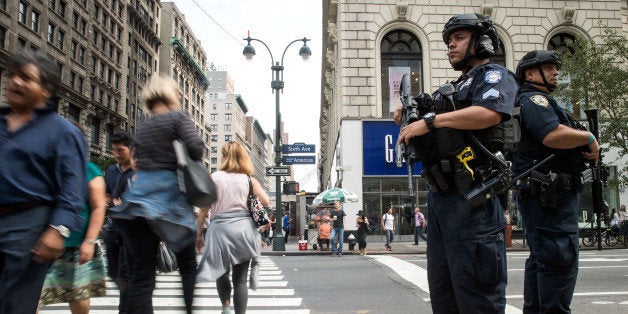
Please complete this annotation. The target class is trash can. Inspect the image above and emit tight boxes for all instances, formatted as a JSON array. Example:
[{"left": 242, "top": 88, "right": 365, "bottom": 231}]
[{"left": 347, "top": 233, "right": 356, "bottom": 251}]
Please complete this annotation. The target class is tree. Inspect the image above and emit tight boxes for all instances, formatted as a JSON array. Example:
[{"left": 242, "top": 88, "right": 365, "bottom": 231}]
[
  {"left": 555, "top": 28, "right": 628, "bottom": 190},
  {"left": 91, "top": 155, "right": 116, "bottom": 172}
]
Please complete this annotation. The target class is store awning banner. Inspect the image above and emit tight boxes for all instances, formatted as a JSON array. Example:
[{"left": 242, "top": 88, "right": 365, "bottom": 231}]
[{"left": 362, "top": 120, "right": 422, "bottom": 176}]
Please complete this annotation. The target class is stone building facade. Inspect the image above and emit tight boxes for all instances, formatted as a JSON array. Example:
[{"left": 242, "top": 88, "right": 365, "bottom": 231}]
[
  {"left": 0, "top": 0, "right": 162, "bottom": 159},
  {"left": 159, "top": 1, "right": 209, "bottom": 167},
  {"left": 319, "top": 0, "right": 628, "bottom": 232},
  {"left": 245, "top": 116, "right": 272, "bottom": 191}
]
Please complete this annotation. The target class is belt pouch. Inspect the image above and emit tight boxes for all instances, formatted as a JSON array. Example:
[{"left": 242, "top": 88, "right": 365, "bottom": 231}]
[
  {"left": 454, "top": 162, "right": 473, "bottom": 195},
  {"left": 429, "top": 164, "right": 451, "bottom": 193}
]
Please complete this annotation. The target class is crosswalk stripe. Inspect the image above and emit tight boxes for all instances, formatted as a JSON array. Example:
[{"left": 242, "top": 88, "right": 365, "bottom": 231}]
[{"left": 40, "top": 257, "right": 309, "bottom": 313}]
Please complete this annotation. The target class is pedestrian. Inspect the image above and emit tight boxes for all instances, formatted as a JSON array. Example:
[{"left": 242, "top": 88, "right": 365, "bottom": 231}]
[
  {"left": 355, "top": 210, "right": 369, "bottom": 255},
  {"left": 103, "top": 131, "right": 135, "bottom": 313},
  {"left": 512, "top": 50, "right": 599, "bottom": 313},
  {"left": 268, "top": 214, "right": 277, "bottom": 244},
  {"left": 610, "top": 208, "right": 619, "bottom": 227},
  {"left": 620, "top": 204, "right": 627, "bottom": 222},
  {"left": 396, "top": 13, "right": 517, "bottom": 312},
  {"left": 197, "top": 141, "right": 270, "bottom": 314},
  {"left": 381, "top": 208, "right": 395, "bottom": 251},
  {"left": 317, "top": 218, "right": 331, "bottom": 251},
  {"left": 282, "top": 212, "right": 291, "bottom": 244},
  {"left": 413, "top": 207, "right": 425, "bottom": 246},
  {"left": 39, "top": 159, "right": 107, "bottom": 312},
  {"left": 330, "top": 200, "right": 347, "bottom": 256},
  {"left": 110, "top": 74, "right": 202, "bottom": 314},
  {"left": 0, "top": 51, "right": 87, "bottom": 313}
]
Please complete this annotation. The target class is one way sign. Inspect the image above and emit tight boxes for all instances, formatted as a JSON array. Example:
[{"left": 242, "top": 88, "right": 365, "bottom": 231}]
[{"left": 266, "top": 166, "right": 291, "bottom": 176}]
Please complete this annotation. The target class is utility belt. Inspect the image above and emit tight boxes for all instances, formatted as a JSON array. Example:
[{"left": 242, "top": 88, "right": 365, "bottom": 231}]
[
  {"left": 421, "top": 157, "right": 493, "bottom": 196},
  {"left": 517, "top": 171, "right": 584, "bottom": 208}
]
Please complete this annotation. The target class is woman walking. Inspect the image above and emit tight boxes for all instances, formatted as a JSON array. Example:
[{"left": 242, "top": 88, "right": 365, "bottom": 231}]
[
  {"left": 111, "top": 75, "right": 202, "bottom": 313},
  {"left": 356, "top": 210, "right": 369, "bottom": 255},
  {"left": 197, "top": 141, "right": 270, "bottom": 314},
  {"left": 38, "top": 161, "right": 107, "bottom": 313}
]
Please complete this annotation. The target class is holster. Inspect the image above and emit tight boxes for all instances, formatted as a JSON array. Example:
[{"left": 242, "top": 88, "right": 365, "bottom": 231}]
[{"left": 530, "top": 172, "right": 584, "bottom": 209}]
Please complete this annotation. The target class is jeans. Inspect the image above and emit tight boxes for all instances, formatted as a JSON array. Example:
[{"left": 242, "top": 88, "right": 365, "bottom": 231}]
[
  {"left": 414, "top": 226, "right": 423, "bottom": 245},
  {"left": 384, "top": 229, "right": 394, "bottom": 248},
  {"left": 330, "top": 228, "right": 344, "bottom": 254},
  {"left": 118, "top": 217, "right": 196, "bottom": 314},
  {"left": 176, "top": 241, "right": 198, "bottom": 314},
  {"left": 217, "top": 260, "right": 250, "bottom": 314},
  {"left": 104, "top": 219, "right": 130, "bottom": 313},
  {"left": 0, "top": 205, "right": 53, "bottom": 314}
]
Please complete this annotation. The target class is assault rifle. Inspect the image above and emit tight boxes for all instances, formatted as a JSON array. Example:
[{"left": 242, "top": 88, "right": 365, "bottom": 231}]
[
  {"left": 584, "top": 109, "right": 609, "bottom": 251},
  {"left": 395, "top": 74, "right": 420, "bottom": 203}
]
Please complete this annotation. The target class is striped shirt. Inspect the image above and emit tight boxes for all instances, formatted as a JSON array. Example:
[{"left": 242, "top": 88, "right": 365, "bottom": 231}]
[{"left": 134, "top": 110, "right": 203, "bottom": 170}]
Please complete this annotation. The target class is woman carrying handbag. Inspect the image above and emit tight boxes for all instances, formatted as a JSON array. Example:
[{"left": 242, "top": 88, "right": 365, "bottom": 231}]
[
  {"left": 110, "top": 75, "right": 202, "bottom": 314},
  {"left": 197, "top": 141, "right": 270, "bottom": 314}
]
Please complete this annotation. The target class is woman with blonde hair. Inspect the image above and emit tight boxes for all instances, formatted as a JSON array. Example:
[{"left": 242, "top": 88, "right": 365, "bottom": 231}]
[
  {"left": 197, "top": 141, "right": 270, "bottom": 314},
  {"left": 111, "top": 74, "right": 203, "bottom": 313}
]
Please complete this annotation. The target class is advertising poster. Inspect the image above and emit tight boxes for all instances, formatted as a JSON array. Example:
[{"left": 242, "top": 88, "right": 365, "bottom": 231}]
[{"left": 388, "top": 66, "right": 411, "bottom": 112}]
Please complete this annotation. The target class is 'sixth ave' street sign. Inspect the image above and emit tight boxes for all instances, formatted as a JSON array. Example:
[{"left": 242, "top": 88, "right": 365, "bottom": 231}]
[{"left": 282, "top": 143, "right": 316, "bottom": 154}]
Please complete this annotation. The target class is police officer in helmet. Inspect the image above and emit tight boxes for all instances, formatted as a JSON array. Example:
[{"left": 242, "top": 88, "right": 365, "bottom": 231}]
[
  {"left": 513, "top": 50, "right": 599, "bottom": 313},
  {"left": 396, "top": 13, "right": 517, "bottom": 313}
]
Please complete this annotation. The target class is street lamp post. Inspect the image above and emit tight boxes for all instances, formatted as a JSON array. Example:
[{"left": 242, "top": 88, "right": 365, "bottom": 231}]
[{"left": 243, "top": 35, "right": 311, "bottom": 251}]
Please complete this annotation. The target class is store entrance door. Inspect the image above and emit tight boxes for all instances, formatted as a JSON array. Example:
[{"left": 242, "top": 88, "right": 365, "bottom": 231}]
[{"left": 381, "top": 194, "right": 414, "bottom": 237}]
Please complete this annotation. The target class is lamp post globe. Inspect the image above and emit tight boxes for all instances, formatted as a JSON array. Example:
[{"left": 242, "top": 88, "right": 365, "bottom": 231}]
[{"left": 243, "top": 35, "right": 311, "bottom": 251}]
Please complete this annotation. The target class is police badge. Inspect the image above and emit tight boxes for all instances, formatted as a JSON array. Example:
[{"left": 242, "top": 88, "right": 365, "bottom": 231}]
[{"left": 530, "top": 95, "right": 549, "bottom": 107}]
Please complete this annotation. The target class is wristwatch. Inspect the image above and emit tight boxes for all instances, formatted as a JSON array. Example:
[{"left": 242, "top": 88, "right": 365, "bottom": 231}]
[
  {"left": 50, "top": 225, "right": 71, "bottom": 238},
  {"left": 423, "top": 112, "right": 436, "bottom": 131}
]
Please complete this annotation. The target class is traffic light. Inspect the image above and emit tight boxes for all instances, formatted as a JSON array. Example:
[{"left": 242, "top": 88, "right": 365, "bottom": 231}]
[{"left": 282, "top": 181, "right": 299, "bottom": 195}]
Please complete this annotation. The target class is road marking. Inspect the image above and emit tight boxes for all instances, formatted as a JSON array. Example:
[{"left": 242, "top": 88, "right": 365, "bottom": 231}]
[
  {"left": 506, "top": 291, "right": 628, "bottom": 299},
  {"left": 371, "top": 255, "right": 521, "bottom": 313},
  {"left": 41, "top": 256, "right": 308, "bottom": 313}
]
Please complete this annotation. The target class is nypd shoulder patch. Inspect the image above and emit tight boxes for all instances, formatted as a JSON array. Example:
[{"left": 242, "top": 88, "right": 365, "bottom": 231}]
[
  {"left": 484, "top": 70, "right": 502, "bottom": 84},
  {"left": 530, "top": 95, "right": 549, "bottom": 107}
]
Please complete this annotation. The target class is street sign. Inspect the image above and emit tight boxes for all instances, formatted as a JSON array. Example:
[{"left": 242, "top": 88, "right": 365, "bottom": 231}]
[
  {"left": 283, "top": 143, "right": 316, "bottom": 154},
  {"left": 283, "top": 155, "right": 316, "bottom": 165},
  {"left": 266, "top": 166, "right": 291, "bottom": 176}
]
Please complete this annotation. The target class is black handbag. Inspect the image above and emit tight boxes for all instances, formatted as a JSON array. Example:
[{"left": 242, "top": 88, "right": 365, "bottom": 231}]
[
  {"left": 156, "top": 242, "right": 178, "bottom": 273},
  {"left": 173, "top": 140, "right": 217, "bottom": 207},
  {"left": 248, "top": 176, "right": 269, "bottom": 227}
]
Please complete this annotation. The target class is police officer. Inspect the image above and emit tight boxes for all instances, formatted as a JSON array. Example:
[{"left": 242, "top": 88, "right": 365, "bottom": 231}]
[
  {"left": 396, "top": 14, "right": 517, "bottom": 313},
  {"left": 513, "top": 50, "right": 599, "bottom": 313}
]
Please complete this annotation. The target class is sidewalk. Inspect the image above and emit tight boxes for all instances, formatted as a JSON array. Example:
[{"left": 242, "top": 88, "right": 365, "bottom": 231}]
[{"left": 261, "top": 234, "right": 626, "bottom": 256}]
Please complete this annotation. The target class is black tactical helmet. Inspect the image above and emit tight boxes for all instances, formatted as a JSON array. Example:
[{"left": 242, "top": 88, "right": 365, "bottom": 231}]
[
  {"left": 443, "top": 13, "right": 500, "bottom": 68},
  {"left": 515, "top": 50, "right": 562, "bottom": 83}
]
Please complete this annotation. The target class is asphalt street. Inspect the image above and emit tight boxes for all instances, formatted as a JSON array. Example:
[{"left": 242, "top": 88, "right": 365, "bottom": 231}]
[{"left": 38, "top": 245, "right": 628, "bottom": 313}]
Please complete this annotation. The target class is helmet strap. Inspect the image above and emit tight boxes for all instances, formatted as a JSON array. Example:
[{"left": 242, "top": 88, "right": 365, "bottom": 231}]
[
  {"left": 452, "top": 35, "right": 475, "bottom": 71},
  {"left": 522, "top": 66, "right": 557, "bottom": 93}
]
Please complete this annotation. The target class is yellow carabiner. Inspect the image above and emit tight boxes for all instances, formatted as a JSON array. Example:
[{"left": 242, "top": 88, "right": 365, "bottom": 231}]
[{"left": 456, "top": 146, "right": 475, "bottom": 180}]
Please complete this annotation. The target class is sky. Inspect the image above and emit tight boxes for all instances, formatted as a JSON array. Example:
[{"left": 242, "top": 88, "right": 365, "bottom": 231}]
[{"left": 171, "top": 0, "right": 323, "bottom": 191}]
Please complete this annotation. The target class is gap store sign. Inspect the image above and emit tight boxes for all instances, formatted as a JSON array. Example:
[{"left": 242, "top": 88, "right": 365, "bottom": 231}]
[{"left": 362, "top": 120, "right": 422, "bottom": 176}]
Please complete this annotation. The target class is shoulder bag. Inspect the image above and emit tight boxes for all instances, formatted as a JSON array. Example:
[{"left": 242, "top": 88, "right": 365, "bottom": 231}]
[
  {"left": 173, "top": 139, "right": 217, "bottom": 207},
  {"left": 248, "top": 176, "right": 269, "bottom": 227}
]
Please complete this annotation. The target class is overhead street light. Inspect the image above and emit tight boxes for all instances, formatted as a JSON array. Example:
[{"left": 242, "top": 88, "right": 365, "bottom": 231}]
[{"left": 243, "top": 34, "right": 311, "bottom": 251}]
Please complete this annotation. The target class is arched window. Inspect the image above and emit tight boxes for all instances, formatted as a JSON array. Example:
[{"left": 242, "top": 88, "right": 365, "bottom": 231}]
[
  {"left": 548, "top": 33, "right": 577, "bottom": 113},
  {"left": 491, "top": 37, "right": 506, "bottom": 67},
  {"left": 380, "top": 30, "right": 423, "bottom": 118},
  {"left": 548, "top": 33, "right": 576, "bottom": 56}
]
